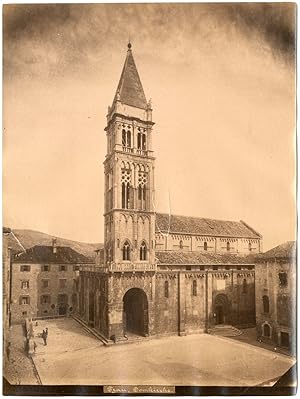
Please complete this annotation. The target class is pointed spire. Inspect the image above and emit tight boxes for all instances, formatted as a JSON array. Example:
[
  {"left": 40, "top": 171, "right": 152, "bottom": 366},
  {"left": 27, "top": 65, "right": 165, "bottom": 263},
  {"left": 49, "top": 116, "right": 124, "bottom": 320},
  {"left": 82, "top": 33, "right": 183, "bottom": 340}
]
[{"left": 112, "top": 43, "right": 148, "bottom": 110}]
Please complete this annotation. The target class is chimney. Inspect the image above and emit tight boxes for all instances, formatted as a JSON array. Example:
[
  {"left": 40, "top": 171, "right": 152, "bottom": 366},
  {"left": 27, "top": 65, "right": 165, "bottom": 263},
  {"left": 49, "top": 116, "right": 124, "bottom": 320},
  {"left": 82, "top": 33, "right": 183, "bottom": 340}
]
[{"left": 52, "top": 238, "right": 57, "bottom": 254}]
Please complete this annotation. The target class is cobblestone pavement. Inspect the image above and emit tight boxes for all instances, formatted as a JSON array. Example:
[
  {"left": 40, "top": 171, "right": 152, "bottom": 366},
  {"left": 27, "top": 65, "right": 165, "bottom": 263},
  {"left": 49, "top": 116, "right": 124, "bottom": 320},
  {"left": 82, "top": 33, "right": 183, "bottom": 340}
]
[
  {"left": 4, "top": 324, "right": 39, "bottom": 385},
  {"left": 32, "top": 318, "right": 295, "bottom": 386}
]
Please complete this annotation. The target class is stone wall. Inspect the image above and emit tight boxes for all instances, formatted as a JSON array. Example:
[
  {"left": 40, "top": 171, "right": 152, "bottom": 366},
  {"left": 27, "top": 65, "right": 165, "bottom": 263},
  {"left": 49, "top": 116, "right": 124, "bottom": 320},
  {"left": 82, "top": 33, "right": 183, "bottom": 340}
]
[{"left": 155, "top": 233, "right": 261, "bottom": 255}]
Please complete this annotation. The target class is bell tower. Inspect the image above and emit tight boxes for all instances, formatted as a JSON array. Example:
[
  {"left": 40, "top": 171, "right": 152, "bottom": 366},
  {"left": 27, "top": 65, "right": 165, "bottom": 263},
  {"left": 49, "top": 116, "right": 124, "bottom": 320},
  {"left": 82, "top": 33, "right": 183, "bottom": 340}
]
[{"left": 103, "top": 43, "right": 156, "bottom": 271}]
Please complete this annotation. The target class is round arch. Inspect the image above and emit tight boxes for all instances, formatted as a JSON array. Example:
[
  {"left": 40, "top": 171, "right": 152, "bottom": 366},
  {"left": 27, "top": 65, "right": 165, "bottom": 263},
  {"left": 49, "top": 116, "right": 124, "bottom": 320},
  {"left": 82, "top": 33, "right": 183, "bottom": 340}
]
[
  {"left": 123, "top": 288, "right": 149, "bottom": 337},
  {"left": 213, "top": 293, "right": 230, "bottom": 325}
]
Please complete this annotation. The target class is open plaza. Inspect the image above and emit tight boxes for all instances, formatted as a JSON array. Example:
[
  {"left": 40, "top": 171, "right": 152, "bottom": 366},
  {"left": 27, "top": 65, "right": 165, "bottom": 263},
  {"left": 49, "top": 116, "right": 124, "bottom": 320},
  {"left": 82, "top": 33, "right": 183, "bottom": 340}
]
[{"left": 7, "top": 318, "right": 294, "bottom": 387}]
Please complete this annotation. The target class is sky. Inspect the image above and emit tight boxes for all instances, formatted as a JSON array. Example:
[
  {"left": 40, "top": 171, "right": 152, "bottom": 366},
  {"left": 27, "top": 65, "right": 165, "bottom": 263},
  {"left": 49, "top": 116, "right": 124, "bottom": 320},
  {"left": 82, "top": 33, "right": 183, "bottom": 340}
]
[{"left": 3, "top": 3, "right": 296, "bottom": 250}]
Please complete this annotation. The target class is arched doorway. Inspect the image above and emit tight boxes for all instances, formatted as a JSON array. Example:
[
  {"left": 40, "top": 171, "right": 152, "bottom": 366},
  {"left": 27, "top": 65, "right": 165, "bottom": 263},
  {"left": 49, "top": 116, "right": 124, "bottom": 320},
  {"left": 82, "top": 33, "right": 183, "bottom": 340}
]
[
  {"left": 214, "top": 294, "right": 230, "bottom": 325},
  {"left": 123, "top": 288, "right": 148, "bottom": 336}
]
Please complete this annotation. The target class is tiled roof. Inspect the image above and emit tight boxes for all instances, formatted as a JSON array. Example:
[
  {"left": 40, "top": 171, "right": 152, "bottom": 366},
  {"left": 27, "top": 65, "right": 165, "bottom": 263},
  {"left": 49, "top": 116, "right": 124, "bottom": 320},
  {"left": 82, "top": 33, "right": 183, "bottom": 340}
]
[
  {"left": 113, "top": 47, "right": 148, "bottom": 109},
  {"left": 254, "top": 241, "right": 296, "bottom": 261},
  {"left": 156, "top": 251, "right": 254, "bottom": 265},
  {"left": 13, "top": 245, "right": 90, "bottom": 264},
  {"left": 155, "top": 213, "right": 261, "bottom": 239}
]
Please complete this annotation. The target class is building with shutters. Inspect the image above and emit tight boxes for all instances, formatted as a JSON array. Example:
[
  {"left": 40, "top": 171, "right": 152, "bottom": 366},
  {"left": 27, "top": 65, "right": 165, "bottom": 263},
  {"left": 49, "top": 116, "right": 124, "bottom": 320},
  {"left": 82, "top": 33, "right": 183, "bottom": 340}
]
[
  {"left": 254, "top": 241, "right": 296, "bottom": 354},
  {"left": 11, "top": 239, "right": 93, "bottom": 323}
]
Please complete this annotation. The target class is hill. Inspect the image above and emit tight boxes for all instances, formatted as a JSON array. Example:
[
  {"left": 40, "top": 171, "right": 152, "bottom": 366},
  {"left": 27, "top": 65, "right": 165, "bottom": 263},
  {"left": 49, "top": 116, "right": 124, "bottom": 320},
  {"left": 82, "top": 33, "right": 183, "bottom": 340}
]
[{"left": 12, "top": 229, "right": 102, "bottom": 260}]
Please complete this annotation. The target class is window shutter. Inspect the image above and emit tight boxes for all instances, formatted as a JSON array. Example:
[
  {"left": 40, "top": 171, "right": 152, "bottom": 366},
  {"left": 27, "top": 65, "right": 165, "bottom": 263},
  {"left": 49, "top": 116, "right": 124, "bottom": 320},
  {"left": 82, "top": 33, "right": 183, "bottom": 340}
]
[{"left": 19, "top": 296, "right": 22, "bottom": 305}]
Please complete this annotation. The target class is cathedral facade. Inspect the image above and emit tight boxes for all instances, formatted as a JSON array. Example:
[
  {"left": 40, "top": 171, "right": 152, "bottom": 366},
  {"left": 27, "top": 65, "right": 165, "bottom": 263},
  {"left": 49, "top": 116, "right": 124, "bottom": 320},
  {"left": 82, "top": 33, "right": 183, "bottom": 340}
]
[{"left": 78, "top": 44, "right": 262, "bottom": 342}]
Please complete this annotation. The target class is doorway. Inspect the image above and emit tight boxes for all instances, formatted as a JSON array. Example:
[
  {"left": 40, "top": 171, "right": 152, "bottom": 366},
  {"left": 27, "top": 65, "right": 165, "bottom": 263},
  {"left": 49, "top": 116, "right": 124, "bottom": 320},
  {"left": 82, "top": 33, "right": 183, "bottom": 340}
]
[
  {"left": 214, "top": 294, "right": 229, "bottom": 325},
  {"left": 123, "top": 288, "right": 148, "bottom": 336},
  {"left": 281, "top": 332, "right": 290, "bottom": 349}
]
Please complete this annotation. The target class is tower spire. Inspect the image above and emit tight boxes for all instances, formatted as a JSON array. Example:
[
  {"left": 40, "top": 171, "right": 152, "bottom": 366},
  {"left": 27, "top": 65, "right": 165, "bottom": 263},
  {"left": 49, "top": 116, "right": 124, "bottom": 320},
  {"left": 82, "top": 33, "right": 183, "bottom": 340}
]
[{"left": 112, "top": 43, "right": 147, "bottom": 110}]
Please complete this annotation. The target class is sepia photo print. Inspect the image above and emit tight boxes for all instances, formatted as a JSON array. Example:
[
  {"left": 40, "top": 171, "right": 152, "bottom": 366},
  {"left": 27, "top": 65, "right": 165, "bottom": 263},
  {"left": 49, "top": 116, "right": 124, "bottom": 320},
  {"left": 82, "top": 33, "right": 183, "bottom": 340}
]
[{"left": 3, "top": 2, "right": 297, "bottom": 395}]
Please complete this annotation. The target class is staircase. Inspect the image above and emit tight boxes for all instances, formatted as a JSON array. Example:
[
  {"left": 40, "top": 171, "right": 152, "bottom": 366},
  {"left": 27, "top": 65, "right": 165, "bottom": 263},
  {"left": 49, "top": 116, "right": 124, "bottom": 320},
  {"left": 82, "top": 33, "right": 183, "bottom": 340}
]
[
  {"left": 72, "top": 315, "right": 110, "bottom": 346},
  {"left": 208, "top": 325, "right": 242, "bottom": 337}
]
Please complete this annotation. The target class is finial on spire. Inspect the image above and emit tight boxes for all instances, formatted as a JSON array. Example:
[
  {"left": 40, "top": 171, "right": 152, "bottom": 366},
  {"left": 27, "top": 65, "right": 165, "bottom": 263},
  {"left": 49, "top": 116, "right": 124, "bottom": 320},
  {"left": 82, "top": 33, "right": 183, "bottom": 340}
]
[{"left": 127, "top": 41, "right": 132, "bottom": 50}]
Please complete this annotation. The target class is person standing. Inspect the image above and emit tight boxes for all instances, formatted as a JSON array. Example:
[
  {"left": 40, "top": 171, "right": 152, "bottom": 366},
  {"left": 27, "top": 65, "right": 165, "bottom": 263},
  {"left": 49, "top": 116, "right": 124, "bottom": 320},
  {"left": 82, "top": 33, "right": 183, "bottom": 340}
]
[{"left": 42, "top": 330, "right": 47, "bottom": 346}]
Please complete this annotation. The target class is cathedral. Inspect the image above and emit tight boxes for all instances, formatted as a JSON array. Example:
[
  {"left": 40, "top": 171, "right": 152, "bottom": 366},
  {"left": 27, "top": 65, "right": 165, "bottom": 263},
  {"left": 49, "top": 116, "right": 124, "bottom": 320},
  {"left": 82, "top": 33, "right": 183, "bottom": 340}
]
[{"left": 78, "top": 43, "right": 262, "bottom": 343}]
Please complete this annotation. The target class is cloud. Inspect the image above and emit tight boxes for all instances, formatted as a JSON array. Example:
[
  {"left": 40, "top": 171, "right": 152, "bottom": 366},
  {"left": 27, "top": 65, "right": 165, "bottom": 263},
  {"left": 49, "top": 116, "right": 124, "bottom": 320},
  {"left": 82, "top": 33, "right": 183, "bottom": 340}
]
[{"left": 3, "top": 4, "right": 295, "bottom": 80}]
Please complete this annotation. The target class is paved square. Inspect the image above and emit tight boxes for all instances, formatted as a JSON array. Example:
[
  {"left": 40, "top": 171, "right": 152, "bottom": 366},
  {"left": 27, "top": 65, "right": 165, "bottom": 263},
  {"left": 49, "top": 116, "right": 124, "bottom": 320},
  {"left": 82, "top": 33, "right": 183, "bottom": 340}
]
[{"left": 32, "top": 318, "right": 295, "bottom": 386}]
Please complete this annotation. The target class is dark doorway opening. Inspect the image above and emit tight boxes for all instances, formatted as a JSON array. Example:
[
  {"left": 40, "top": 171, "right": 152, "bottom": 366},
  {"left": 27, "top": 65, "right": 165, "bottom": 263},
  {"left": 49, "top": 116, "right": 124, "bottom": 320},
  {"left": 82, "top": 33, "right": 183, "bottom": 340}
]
[
  {"left": 214, "top": 294, "right": 229, "bottom": 325},
  {"left": 123, "top": 288, "right": 148, "bottom": 336},
  {"left": 58, "top": 304, "right": 67, "bottom": 315},
  {"left": 281, "top": 332, "right": 290, "bottom": 349}
]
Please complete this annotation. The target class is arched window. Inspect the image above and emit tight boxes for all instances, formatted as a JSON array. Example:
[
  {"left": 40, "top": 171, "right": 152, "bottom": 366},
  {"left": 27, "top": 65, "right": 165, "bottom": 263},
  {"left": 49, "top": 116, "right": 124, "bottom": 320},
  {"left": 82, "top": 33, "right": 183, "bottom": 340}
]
[
  {"left": 140, "top": 241, "right": 147, "bottom": 261},
  {"left": 164, "top": 281, "right": 169, "bottom": 298},
  {"left": 226, "top": 241, "right": 230, "bottom": 251},
  {"left": 263, "top": 323, "right": 271, "bottom": 337},
  {"left": 122, "top": 129, "right": 126, "bottom": 146},
  {"left": 122, "top": 129, "right": 132, "bottom": 148},
  {"left": 248, "top": 242, "right": 252, "bottom": 251},
  {"left": 127, "top": 130, "right": 131, "bottom": 147},
  {"left": 242, "top": 278, "right": 247, "bottom": 294},
  {"left": 122, "top": 241, "right": 131, "bottom": 261},
  {"left": 204, "top": 242, "right": 208, "bottom": 251},
  {"left": 192, "top": 280, "right": 197, "bottom": 296},
  {"left": 121, "top": 169, "right": 131, "bottom": 209},
  {"left": 263, "top": 295, "right": 269, "bottom": 313}
]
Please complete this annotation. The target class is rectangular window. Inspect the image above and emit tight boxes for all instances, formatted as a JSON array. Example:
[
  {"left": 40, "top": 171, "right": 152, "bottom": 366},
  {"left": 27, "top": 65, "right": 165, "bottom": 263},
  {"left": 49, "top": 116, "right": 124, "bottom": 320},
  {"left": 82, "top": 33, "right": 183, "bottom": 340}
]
[
  {"left": 59, "top": 265, "right": 67, "bottom": 272},
  {"left": 213, "top": 265, "right": 218, "bottom": 270},
  {"left": 20, "top": 265, "right": 30, "bottom": 272},
  {"left": 59, "top": 279, "right": 67, "bottom": 288},
  {"left": 21, "top": 281, "right": 29, "bottom": 289},
  {"left": 22, "top": 311, "right": 27, "bottom": 316},
  {"left": 73, "top": 265, "right": 80, "bottom": 271},
  {"left": 279, "top": 272, "right": 288, "bottom": 287},
  {"left": 20, "top": 296, "right": 30, "bottom": 305},
  {"left": 42, "top": 264, "right": 50, "bottom": 272},
  {"left": 41, "top": 295, "right": 51, "bottom": 304},
  {"left": 42, "top": 279, "right": 49, "bottom": 288},
  {"left": 200, "top": 266, "right": 205, "bottom": 271}
]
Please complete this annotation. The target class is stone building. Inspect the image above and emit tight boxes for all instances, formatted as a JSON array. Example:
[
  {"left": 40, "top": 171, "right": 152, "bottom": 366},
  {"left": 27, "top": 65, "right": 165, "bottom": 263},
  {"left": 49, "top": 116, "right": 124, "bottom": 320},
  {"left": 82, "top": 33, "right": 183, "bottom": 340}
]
[
  {"left": 254, "top": 241, "right": 296, "bottom": 354},
  {"left": 78, "top": 43, "right": 262, "bottom": 342},
  {"left": 11, "top": 239, "right": 92, "bottom": 323}
]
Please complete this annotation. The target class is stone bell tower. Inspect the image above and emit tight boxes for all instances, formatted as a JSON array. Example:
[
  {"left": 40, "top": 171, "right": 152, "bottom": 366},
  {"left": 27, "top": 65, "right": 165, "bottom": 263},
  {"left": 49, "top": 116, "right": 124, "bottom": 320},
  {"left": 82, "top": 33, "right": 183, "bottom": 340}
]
[{"left": 103, "top": 43, "right": 157, "bottom": 339}]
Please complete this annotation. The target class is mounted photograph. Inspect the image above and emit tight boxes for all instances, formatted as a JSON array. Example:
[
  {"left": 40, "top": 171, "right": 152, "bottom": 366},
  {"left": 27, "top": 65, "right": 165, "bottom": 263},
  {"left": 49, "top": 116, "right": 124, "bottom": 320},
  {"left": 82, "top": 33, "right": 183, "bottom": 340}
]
[{"left": 3, "top": 3, "right": 296, "bottom": 395}]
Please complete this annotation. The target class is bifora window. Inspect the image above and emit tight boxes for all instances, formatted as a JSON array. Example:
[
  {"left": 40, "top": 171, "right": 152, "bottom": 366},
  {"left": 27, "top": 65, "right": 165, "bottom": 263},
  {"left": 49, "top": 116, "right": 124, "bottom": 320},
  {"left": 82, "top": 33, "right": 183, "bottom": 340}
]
[
  {"left": 122, "top": 128, "right": 131, "bottom": 148},
  {"left": 263, "top": 295, "right": 270, "bottom": 313},
  {"left": 140, "top": 241, "right": 147, "bottom": 261},
  {"left": 121, "top": 169, "right": 131, "bottom": 209},
  {"left": 137, "top": 172, "right": 147, "bottom": 209},
  {"left": 122, "top": 241, "right": 131, "bottom": 261},
  {"left": 137, "top": 130, "right": 147, "bottom": 150}
]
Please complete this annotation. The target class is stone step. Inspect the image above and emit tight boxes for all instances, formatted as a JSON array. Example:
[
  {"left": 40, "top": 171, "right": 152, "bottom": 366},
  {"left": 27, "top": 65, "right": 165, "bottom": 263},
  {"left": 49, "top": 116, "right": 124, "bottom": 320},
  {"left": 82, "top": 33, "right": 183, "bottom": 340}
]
[
  {"left": 208, "top": 325, "right": 242, "bottom": 337},
  {"left": 72, "top": 316, "right": 109, "bottom": 346}
]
